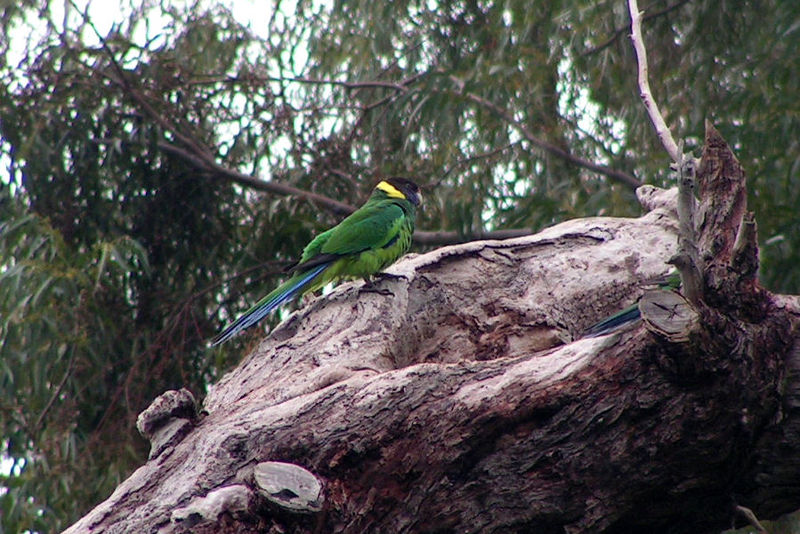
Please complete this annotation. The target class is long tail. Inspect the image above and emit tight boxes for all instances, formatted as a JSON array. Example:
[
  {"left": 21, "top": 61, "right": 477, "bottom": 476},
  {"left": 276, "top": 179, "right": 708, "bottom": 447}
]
[
  {"left": 582, "top": 272, "right": 681, "bottom": 338},
  {"left": 212, "top": 263, "right": 329, "bottom": 345},
  {"left": 582, "top": 304, "right": 641, "bottom": 338}
]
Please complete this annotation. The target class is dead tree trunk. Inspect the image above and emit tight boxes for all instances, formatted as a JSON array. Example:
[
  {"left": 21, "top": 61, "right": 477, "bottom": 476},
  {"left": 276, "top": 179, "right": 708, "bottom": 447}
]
[{"left": 65, "top": 125, "right": 800, "bottom": 534}]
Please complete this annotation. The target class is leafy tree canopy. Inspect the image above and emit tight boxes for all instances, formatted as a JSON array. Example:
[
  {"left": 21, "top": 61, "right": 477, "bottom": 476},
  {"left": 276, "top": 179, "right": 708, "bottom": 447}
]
[{"left": 1, "top": 0, "right": 798, "bottom": 530}]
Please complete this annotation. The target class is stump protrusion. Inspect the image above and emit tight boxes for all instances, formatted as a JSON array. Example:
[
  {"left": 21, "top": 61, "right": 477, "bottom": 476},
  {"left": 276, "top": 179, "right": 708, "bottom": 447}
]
[
  {"left": 171, "top": 484, "right": 252, "bottom": 526},
  {"left": 640, "top": 289, "right": 699, "bottom": 342},
  {"left": 136, "top": 388, "right": 198, "bottom": 459},
  {"left": 254, "top": 461, "right": 324, "bottom": 513}
]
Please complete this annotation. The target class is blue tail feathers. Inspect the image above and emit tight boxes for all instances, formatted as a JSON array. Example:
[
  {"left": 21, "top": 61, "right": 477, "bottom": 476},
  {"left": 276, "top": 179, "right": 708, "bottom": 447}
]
[
  {"left": 212, "top": 263, "right": 329, "bottom": 345},
  {"left": 582, "top": 305, "right": 642, "bottom": 338},
  {"left": 582, "top": 272, "right": 680, "bottom": 339}
]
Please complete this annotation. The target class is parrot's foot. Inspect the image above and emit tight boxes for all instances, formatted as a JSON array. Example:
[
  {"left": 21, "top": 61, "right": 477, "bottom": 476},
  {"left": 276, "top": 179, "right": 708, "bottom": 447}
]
[
  {"left": 360, "top": 278, "right": 394, "bottom": 296},
  {"left": 374, "top": 271, "right": 408, "bottom": 282}
]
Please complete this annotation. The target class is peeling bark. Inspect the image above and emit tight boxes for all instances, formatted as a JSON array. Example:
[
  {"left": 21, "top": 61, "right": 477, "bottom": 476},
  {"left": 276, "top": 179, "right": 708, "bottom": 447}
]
[{"left": 65, "top": 126, "right": 800, "bottom": 534}]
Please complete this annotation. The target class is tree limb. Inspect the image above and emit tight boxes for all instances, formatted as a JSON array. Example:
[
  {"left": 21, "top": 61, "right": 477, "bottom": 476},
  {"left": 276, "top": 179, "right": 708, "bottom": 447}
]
[
  {"left": 66, "top": 197, "right": 684, "bottom": 534},
  {"left": 96, "top": 137, "right": 534, "bottom": 246},
  {"left": 582, "top": 0, "right": 692, "bottom": 56},
  {"left": 628, "top": 0, "right": 681, "bottom": 162},
  {"left": 185, "top": 73, "right": 426, "bottom": 95},
  {"left": 155, "top": 141, "right": 355, "bottom": 215},
  {"left": 156, "top": 139, "right": 539, "bottom": 245}
]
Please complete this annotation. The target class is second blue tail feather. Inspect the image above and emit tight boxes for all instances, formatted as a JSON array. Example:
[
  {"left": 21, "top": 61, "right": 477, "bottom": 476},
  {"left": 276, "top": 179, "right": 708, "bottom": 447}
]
[
  {"left": 582, "top": 272, "right": 682, "bottom": 338},
  {"left": 212, "top": 263, "right": 330, "bottom": 346}
]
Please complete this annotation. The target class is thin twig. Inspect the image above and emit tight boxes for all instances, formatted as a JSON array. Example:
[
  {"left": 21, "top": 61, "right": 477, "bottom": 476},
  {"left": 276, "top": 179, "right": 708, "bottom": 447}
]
[
  {"left": 436, "top": 141, "right": 521, "bottom": 186},
  {"left": 461, "top": 90, "right": 641, "bottom": 188},
  {"left": 628, "top": 0, "right": 681, "bottom": 162},
  {"left": 583, "top": 0, "right": 691, "bottom": 56},
  {"left": 186, "top": 74, "right": 416, "bottom": 94},
  {"left": 734, "top": 505, "right": 768, "bottom": 533},
  {"left": 33, "top": 352, "right": 75, "bottom": 432},
  {"left": 285, "top": 77, "right": 412, "bottom": 92},
  {"left": 560, "top": 114, "right": 623, "bottom": 163}
]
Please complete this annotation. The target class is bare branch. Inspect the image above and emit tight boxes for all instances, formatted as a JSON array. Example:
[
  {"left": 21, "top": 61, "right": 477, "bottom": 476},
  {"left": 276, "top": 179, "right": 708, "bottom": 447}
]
[
  {"left": 155, "top": 141, "right": 356, "bottom": 215},
  {"left": 436, "top": 141, "right": 521, "bottom": 186},
  {"left": 92, "top": 137, "right": 532, "bottom": 246},
  {"left": 33, "top": 352, "right": 75, "bottom": 432},
  {"left": 734, "top": 505, "right": 768, "bottom": 534},
  {"left": 628, "top": 0, "right": 681, "bottom": 162},
  {"left": 583, "top": 0, "right": 691, "bottom": 56},
  {"left": 186, "top": 73, "right": 423, "bottom": 95},
  {"left": 282, "top": 76, "right": 412, "bottom": 93}
]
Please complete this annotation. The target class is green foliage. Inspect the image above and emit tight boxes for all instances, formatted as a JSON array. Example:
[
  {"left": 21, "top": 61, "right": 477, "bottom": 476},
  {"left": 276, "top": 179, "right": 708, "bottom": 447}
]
[
  {"left": 0, "top": 208, "right": 150, "bottom": 531},
  {"left": 1, "top": 0, "right": 799, "bottom": 531}
]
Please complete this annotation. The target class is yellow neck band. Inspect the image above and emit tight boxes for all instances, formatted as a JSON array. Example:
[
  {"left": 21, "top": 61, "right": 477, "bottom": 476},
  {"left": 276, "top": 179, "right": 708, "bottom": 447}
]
[{"left": 375, "top": 180, "right": 405, "bottom": 199}]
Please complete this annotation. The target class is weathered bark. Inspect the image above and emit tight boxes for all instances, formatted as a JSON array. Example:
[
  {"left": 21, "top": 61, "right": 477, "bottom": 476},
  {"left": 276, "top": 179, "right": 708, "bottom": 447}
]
[{"left": 65, "top": 126, "right": 800, "bottom": 533}]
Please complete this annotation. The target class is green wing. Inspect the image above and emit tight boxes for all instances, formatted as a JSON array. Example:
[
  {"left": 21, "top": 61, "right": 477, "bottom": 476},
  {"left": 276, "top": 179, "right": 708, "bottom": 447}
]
[
  {"left": 213, "top": 184, "right": 417, "bottom": 345},
  {"left": 296, "top": 201, "right": 406, "bottom": 264},
  {"left": 321, "top": 202, "right": 406, "bottom": 255}
]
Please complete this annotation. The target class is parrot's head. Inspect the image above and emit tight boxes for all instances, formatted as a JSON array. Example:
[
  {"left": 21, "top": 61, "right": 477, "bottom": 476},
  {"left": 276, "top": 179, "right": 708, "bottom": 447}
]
[{"left": 376, "top": 177, "right": 423, "bottom": 207}]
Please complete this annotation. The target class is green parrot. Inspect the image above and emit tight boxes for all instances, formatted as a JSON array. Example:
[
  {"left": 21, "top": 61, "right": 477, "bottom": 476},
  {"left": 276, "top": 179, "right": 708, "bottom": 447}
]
[
  {"left": 582, "top": 271, "right": 681, "bottom": 338},
  {"left": 212, "top": 177, "right": 422, "bottom": 345}
]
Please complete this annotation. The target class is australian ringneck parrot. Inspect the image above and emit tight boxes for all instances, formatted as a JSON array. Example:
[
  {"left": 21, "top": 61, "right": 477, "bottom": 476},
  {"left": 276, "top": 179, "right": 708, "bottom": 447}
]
[
  {"left": 582, "top": 271, "right": 681, "bottom": 338},
  {"left": 212, "top": 177, "right": 422, "bottom": 345}
]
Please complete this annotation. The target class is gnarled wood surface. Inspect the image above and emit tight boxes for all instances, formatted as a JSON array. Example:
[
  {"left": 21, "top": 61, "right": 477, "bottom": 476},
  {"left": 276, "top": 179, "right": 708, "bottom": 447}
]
[{"left": 65, "top": 126, "right": 800, "bottom": 534}]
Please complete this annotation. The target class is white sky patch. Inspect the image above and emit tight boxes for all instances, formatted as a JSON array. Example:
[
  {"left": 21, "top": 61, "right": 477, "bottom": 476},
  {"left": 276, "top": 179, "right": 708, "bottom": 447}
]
[
  {"left": 1, "top": 441, "right": 26, "bottom": 489},
  {"left": 2, "top": 0, "right": 338, "bottom": 187}
]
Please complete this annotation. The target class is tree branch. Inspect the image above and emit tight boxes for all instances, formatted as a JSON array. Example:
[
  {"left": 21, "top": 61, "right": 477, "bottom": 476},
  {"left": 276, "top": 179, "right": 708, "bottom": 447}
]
[
  {"left": 582, "top": 0, "right": 692, "bottom": 56},
  {"left": 93, "top": 136, "right": 530, "bottom": 247},
  {"left": 436, "top": 141, "right": 521, "bottom": 186},
  {"left": 155, "top": 141, "right": 355, "bottom": 215},
  {"left": 459, "top": 89, "right": 642, "bottom": 188},
  {"left": 628, "top": 0, "right": 681, "bottom": 162},
  {"left": 278, "top": 76, "right": 413, "bottom": 93},
  {"left": 156, "top": 140, "right": 530, "bottom": 245},
  {"left": 186, "top": 73, "right": 424, "bottom": 95}
]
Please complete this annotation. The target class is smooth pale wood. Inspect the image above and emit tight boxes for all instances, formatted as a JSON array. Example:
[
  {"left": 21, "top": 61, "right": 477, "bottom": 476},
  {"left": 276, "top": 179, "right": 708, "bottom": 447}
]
[
  {"left": 254, "top": 462, "right": 324, "bottom": 512},
  {"left": 640, "top": 289, "right": 699, "bottom": 342}
]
